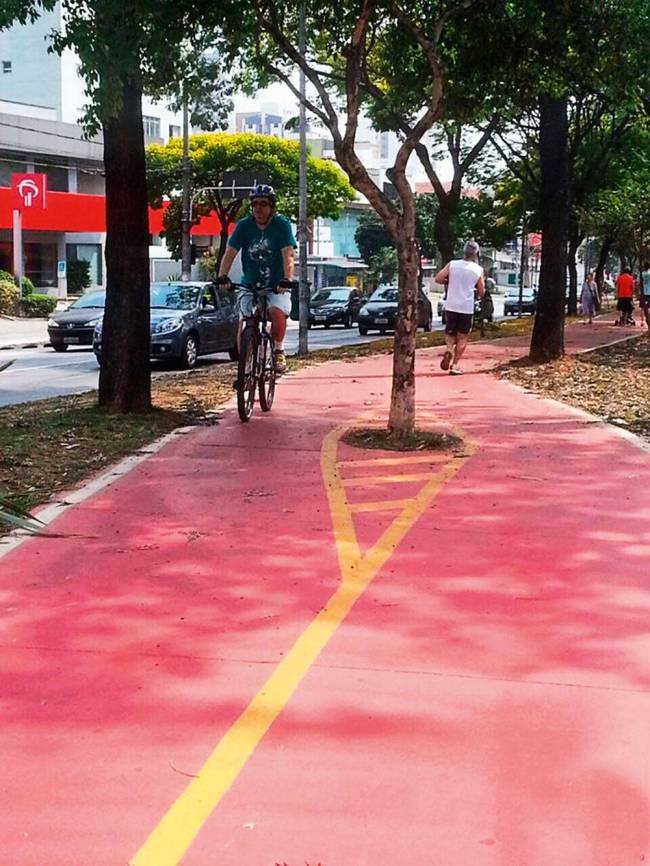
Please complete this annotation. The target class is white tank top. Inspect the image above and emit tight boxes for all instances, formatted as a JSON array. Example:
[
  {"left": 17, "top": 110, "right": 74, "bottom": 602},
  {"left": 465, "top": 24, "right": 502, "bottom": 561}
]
[{"left": 446, "top": 259, "right": 483, "bottom": 314}]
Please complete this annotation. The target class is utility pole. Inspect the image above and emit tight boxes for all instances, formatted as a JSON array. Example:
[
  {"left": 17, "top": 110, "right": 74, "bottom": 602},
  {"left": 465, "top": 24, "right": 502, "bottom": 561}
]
[
  {"left": 518, "top": 211, "right": 527, "bottom": 317},
  {"left": 297, "top": 3, "right": 309, "bottom": 356},
  {"left": 181, "top": 92, "right": 192, "bottom": 281}
]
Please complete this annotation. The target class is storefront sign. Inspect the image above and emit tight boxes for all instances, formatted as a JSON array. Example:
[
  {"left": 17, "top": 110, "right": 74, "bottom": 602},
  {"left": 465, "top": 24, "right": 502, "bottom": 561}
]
[{"left": 11, "top": 173, "right": 48, "bottom": 211}]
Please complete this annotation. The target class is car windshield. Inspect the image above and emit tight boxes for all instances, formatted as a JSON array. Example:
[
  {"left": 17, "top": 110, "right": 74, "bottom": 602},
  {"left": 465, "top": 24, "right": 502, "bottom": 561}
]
[
  {"left": 370, "top": 287, "right": 398, "bottom": 302},
  {"left": 312, "top": 289, "right": 350, "bottom": 302},
  {"left": 151, "top": 283, "right": 200, "bottom": 310},
  {"left": 70, "top": 292, "right": 106, "bottom": 308},
  {"left": 507, "top": 288, "right": 535, "bottom": 298}
]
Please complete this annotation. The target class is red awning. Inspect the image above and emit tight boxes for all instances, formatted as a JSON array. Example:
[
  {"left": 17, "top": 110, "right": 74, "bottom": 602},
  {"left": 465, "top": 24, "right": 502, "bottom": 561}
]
[{"left": 0, "top": 189, "right": 224, "bottom": 236}]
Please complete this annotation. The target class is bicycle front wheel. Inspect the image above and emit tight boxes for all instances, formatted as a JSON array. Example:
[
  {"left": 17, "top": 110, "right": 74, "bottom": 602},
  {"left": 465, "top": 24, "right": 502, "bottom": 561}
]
[
  {"left": 237, "top": 328, "right": 257, "bottom": 422},
  {"left": 258, "top": 332, "right": 276, "bottom": 412}
]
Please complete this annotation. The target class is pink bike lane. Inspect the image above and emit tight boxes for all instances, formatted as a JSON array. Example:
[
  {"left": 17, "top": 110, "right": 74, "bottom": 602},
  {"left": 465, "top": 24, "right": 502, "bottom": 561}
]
[{"left": 0, "top": 318, "right": 648, "bottom": 866}]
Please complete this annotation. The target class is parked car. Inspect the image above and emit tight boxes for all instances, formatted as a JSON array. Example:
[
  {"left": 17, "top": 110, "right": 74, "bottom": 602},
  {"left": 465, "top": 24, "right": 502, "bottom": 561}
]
[
  {"left": 357, "top": 286, "right": 433, "bottom": 335},
  {"left": 93, "top": 281, "right": 238, "bottom": 368},
  {"left": 438, "top": 291, "right": 488, "bottom": 324},
  {"left": 47, "top": 290, "right": 106, "bottom": 351},
  {"left": 504, "top": 287, "right": 537, "bottom": 316},
  {"left": 308, "top": 286, "right": 363, "bottom": 328}
]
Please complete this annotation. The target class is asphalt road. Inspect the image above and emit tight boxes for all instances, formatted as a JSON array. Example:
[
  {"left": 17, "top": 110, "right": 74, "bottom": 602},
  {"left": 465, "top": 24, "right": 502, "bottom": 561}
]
[{"left": 0, "top": 296, "right": 507, "bottom": 407}]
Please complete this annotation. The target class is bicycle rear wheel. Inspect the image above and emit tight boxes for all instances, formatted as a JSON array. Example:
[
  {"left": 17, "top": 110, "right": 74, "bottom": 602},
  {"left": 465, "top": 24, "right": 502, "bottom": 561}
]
[
  {"left": 237, "top": 328, "right": 257, "bottom": 422},
  {"left": 258, "top": 332, "right": 276, "bottom": 412}
]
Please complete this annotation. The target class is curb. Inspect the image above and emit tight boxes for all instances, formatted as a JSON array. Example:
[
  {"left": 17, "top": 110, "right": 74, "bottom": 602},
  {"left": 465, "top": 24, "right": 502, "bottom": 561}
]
[{"left": 0, "top": 342, "right": 50, "bottom": 351}]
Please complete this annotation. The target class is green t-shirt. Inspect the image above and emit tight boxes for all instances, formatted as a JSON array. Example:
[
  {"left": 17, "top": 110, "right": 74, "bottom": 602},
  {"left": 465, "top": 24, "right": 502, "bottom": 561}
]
[{"left": 228, "top": 214, "right": 296, "bottom": 288}]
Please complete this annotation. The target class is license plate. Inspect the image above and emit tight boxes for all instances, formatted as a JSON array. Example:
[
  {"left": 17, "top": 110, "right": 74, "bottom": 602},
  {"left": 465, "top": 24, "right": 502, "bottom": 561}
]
[
  {"left": 63, "top": 337, "right": 80, "bottom": 344},
  {"left": 315, "top": 316, "right": 326, "bottom": 321},
  {"left": 375, "top": 318, "right": 388, "bottom": 324}
]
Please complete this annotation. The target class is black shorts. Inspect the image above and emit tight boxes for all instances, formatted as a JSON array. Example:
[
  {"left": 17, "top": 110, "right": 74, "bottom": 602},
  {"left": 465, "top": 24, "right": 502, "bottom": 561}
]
[
  {"left": 617, "top": 297, "right": 633, "bottom": 313},
  {"left": 445, "top": 310, "right": 473, "bottom": 335}
]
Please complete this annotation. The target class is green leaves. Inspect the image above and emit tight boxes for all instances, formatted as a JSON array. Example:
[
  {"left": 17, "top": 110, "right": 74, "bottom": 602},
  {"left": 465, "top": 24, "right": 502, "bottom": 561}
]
[
  {"left": 0, "top": 496, "right": 45, "bottom": 534},
  {"left": 146, "top": 131, "right": 355, "bottom": 257}
]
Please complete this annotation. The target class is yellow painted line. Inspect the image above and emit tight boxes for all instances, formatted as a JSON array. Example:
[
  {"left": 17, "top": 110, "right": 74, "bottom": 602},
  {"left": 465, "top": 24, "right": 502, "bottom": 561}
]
[
  {"left": 348, "top": 498, "right": 411, "bottom": 513},
  {"left": 339, "top": 454, "right": 446, "bottom": 468},
  {"left": 130, "top": 422, "right": 476, "bottom": 866},
  {"left": 342, "top": 471, "right": 436, "bottom": 487}
]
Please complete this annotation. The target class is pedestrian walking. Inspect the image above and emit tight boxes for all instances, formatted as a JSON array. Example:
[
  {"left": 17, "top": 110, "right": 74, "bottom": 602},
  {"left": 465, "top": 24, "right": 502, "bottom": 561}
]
[
  {"left": 614, "top": 267, "right": 635, "bottom": 326},
  {"left": 435, "top": 240, "right": 485, "bottom": 375},
  {"left": 580, "top": 271, "right": 598, "bottom": 324},
  {"left": 639, "top": 262, "right": 650, "bottom": 332}
]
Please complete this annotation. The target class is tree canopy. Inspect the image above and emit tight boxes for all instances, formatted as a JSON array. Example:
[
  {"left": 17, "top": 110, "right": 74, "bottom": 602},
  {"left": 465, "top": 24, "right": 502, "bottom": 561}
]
[{"left": 147, "top": 131, "right": 354, "bottom": 262}]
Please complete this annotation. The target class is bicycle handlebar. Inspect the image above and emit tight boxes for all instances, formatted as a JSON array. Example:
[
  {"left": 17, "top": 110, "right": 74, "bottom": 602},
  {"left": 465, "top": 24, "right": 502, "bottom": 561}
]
[{"left": 215, "top": 278, "right": 298, "bottom": 294}]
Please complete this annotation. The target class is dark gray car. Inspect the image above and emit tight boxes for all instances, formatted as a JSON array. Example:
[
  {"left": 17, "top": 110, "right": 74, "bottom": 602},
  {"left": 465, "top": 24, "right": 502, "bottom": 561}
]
[
  {"left": 47, "top": 290, "right": 106, "bottom": 351},
  {"left": 93, "top": 281, "right": 239, "bottom": 368}
]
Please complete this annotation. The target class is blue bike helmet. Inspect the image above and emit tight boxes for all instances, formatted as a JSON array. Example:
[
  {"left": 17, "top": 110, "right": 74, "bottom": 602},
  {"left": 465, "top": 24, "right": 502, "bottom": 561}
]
[{"left": 249, "top": 183, "right": 276, "bottom": 205}]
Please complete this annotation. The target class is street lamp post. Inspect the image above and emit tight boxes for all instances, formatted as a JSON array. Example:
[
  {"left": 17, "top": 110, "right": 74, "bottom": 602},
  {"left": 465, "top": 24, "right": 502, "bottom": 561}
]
[
  {"left": 518, "top": 211, "right": 528, "bottom": 317},
  {"left": 180, "top": 94, "right": 192, "bottom": 282},
  {"left": 297, "top": 3, "right": 309, "bottom": 357}
]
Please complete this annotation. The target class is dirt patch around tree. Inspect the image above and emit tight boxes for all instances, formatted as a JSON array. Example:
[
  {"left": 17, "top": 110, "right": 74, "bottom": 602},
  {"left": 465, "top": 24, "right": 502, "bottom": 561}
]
[
  {"left": 342, "top": 427, "right": 465, "bottom": 453},
  {"left": 499, "top": 333, "right": 650, "bottom": 443}
]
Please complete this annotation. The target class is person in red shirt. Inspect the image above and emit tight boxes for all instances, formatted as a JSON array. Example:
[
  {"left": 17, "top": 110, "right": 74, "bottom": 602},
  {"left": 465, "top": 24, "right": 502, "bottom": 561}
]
[{"left": 615, "top": 267, "right": 635, "bottom": 325}]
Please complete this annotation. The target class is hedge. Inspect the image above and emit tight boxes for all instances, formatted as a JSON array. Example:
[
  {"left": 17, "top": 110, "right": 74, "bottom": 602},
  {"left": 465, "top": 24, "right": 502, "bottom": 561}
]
[{"left": 18, "top": 293, "right": 57, "bottom": 317}]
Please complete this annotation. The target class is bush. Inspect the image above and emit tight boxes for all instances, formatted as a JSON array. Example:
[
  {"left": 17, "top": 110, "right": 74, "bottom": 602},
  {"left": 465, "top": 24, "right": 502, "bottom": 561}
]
[
  {"left": 20, "top": 276, "right": 35, "bottom": 296},
  {"left": 66, "top": 259, "right": 91, "bottom": 294},
  {"left": 18, "top": 293, "right": 57, "bottom": 317},
  {"left": 0, "top": 271, "right": 35, "bottom": 296},
  {"left": 0, "top": 279, "right": 19, "bottom": 314}
]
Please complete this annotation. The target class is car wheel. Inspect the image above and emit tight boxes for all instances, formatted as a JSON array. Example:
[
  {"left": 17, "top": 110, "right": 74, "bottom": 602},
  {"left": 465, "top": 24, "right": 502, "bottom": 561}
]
[
  {"left": 228, "top": 344, "right": 239, "bottom": 361},
  {"left": 359, "top": 326, "right": 368, "bottom": 335},
  {"left": 180, "top": 333, "right": 198, "bottom": 369},
  {"left": 52, "top": 344, "right": 68, "bottom": 352}
]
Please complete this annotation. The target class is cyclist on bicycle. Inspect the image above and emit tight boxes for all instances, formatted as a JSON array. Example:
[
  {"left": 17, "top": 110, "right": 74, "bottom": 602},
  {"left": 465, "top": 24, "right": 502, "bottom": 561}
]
[{"left": 217, "top": 184, "right": 296, "bottom": 374}]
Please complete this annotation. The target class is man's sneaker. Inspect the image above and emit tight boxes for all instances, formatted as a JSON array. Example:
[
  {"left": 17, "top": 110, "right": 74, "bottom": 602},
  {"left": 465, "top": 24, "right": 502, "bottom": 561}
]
[
  {"left": 449, "top": 366, "right": 463, "bottom": 376},
  {"left": 440, "top": 350, "right": 453, "bottom": 371},
  {"left": 274, "top": 350, "right": 287, "bottom": 374}
]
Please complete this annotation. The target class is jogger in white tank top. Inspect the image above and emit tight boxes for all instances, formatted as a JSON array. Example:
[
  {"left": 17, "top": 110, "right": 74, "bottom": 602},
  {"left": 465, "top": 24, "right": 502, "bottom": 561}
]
[{"left": 434, "top": 240, "right": 485, "bottom": 375}]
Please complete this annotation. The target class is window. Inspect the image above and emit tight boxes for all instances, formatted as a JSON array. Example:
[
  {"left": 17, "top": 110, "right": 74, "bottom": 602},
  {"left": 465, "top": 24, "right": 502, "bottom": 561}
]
[
  {"left": 0, "top": 159, "right": 27, "bottom": 188},
  {"left": 168, "top": 125, "right": 181, "bottom": 139},
  {"left": 142, "top": 115, "right": 161, "bottom": 139},
  {"left": 66, "top": 243, "right": 103, "bottom": 286},
  {"left": 2, "top": 61, "right": 11, "bottom": 74}
]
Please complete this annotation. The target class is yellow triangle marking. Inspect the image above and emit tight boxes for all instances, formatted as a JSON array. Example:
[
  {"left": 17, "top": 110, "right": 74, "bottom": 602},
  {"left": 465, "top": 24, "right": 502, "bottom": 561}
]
[
  {"left": 342, "top": 471, "right": 439, "bottom": 487},
  {"left": 348, "top": 498, "right": 412, "bottom": 513},
  {"left": 339, "top": 453, "right": 447, "bottom": 468},
  {"left": 130, "top": 420, "right": 476, "bottom": 866}
]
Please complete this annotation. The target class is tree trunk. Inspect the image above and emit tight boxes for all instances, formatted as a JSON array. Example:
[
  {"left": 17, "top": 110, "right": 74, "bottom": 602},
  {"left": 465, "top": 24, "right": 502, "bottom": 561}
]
[
  {"left": 530, "top": 93, "right": 568, "bottom": 363},
  {"left": 98, "top": 76, "right": 151, "bottom": 412},
  {"left": 566, "top": 222, "right": 583, "bottom": 316},
  {"left": 388, "top": 227, "right": 419, "bottom": 438},
  {"left": 434, "top": 201, "right": 455, "bottom": 265},
  {"left": 594, "top": 236, "right": 612, "bottom": 293}
]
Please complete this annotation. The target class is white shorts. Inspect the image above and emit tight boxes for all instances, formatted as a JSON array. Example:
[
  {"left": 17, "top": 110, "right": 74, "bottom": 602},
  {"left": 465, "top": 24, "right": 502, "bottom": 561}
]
[{"left": 237, "top": 287, "right": 291, "bottom": 318}]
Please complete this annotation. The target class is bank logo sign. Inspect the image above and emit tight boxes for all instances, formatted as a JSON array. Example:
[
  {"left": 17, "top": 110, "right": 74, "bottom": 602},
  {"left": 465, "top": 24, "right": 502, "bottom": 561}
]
[{"left": 12, "top": 173, "right": 48, "bottom": 210}]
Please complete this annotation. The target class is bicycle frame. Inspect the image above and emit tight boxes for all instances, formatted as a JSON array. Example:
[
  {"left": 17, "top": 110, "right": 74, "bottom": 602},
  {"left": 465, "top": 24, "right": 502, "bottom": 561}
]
[{"left": 232, "top": 282, "right": 277, "bottom": 422}]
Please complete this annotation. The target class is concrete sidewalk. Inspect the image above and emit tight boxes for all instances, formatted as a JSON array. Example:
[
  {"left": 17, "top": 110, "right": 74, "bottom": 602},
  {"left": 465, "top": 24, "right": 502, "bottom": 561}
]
[
  {"left": 0, "top": 318, "right": 648, "bottom": 866},
  {"left": 0, "top": 315, "right": 50, "bottom": 349}
]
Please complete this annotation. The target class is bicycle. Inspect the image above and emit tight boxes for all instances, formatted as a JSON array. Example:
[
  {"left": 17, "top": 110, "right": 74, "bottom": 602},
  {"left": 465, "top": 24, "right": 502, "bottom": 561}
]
[{"left": 224, "top": 280, "right": 297, "bottom": 422}]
